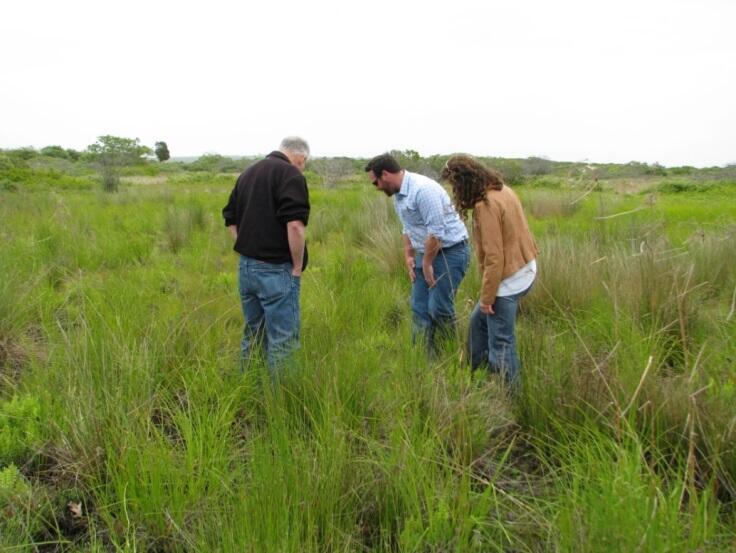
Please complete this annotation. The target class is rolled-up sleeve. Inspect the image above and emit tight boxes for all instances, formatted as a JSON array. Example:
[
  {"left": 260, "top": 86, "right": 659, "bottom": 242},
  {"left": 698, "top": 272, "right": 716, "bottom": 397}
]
[
  {"left": 275, "top": 174, "right": 310, "bottom": 225},
  {"left": 416, "top": 187, "right": 445, "bottom": 242}
]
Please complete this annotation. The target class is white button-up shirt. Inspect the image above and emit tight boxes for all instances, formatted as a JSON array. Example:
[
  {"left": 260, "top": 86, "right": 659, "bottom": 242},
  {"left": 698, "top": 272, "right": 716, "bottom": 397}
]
[{"left": 394, "top": 171, "right": 468, "bottom": 252}]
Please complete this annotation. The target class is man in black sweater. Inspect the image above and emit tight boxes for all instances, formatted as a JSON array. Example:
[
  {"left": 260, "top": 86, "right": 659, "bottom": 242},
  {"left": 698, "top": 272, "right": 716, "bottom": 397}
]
[{"left": 222, "top": 137, "right": 310, "bottom": 373}]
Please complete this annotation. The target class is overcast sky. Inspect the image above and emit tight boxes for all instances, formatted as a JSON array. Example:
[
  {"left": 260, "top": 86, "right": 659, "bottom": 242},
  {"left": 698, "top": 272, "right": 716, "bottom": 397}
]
[{"left": 1, "top": 0, "right": 734, "bottom": 166}]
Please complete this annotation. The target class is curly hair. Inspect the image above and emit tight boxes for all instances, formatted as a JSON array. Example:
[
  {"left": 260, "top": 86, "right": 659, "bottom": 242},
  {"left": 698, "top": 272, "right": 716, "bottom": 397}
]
[{"left": 440, "top": 154, "right": 505, "bottom": 219}]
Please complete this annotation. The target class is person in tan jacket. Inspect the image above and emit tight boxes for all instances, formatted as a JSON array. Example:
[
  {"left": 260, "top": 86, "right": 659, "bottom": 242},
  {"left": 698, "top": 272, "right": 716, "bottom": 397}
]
[{"left": 441, "top": 155, "right": 539, "bottom": 386}]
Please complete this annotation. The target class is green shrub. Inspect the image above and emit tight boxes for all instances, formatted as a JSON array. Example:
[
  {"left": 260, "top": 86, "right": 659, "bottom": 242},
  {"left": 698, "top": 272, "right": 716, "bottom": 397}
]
[
  {"left": 0, "top": 152, "right": 27, "bottom": 172},
  {"left": 0, "top": 464, "right": 48, "bottom": 547},
  {"left": 185, "top": 154, "right": 250, "bottom": 173},
  {"left": 0, "top": 464, "right": 32, "bottom": 544},
  {"left": 669, "top": 166, "right": 695, "bottom": 175},
  {"left": 6, "top": 147, "right": 38, "bottom": 161},
  {"left": 0, "top": 464, "right": 30, "bottom": 501},
  {"left": 528, "top": 175, "right": 564, "bottom": 189},
  {"left": 0, "top": 394, "right": 42, "bottom": 466},
  {"left": 0, "top": 161, "right": 95, "bottom": 191},
  {"left": 0, "top": 178, "right": 18, "bottom": 192},
  {"left": 656, "top": 180, "right": 697, "bottom": 193}
]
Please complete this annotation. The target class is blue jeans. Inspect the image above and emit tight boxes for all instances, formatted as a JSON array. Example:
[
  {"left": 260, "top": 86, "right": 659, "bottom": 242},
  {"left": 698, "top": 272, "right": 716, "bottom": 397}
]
[
  {"left": 238, "top": 255, "right": 301, "bottom": 372},
  {"left": 468, "top": 285, "right": 532, "bottom": 385},
  {"left": 412, "top": 241, "right": 470, "bottom": 355}
]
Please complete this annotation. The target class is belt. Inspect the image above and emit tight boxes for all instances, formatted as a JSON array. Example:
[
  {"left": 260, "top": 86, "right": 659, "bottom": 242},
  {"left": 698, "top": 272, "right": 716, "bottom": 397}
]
[{"left": 441, "top": 239, "right": 468, "bottom": 251}]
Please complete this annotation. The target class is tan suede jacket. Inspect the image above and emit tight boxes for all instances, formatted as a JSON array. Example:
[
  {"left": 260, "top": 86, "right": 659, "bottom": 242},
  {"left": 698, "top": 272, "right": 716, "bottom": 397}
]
[{"left": 472, "top": 185, "right": 539, "bottom": 305}]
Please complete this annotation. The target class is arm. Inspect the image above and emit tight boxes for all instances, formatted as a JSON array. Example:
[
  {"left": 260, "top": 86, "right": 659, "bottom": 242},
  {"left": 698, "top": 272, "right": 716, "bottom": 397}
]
[
  {"left": 421, "top": 234, "right": 441, "bottom": 287},
  {"left": 476, "top": 201, "right": 504, "bottom": 312},
  {"left": 402, "top": 234, "right": 416, "bottom": 282},
  {"left": 287, "top": 220, "right": 306, "bottom": 276},
  {"left": 222, "top": 182, "right": 239, "bottom": 236},
  {"left": 274, "top": 173, "right": 309, "bottom": 275},
  {"left": 416, "top": 187, "right": 446, "bottom": 287}
]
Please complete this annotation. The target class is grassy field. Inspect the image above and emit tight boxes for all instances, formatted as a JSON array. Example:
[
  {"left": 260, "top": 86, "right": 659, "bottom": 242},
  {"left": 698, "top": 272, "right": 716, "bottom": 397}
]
[{"left": 1, "top": 168, "right": 735, "bottom": 551}]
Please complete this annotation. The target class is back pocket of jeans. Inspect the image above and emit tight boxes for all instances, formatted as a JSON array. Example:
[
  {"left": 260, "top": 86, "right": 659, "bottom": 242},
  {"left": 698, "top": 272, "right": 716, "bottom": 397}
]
[{"left": 255, "top": 266, "right": 289, "bottom": 302}]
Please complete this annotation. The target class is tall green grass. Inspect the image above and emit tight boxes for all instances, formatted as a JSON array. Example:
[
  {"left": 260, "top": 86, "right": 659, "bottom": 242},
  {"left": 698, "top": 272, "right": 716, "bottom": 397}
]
[{"left": 1, "top": 176, "right": 734, "bottom": 550}]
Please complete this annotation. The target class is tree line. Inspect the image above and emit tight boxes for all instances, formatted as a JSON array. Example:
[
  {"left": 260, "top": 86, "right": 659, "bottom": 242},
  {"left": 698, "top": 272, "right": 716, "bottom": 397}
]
[{"left": 2, "top": 135, "right": 735, "bottom": 193}]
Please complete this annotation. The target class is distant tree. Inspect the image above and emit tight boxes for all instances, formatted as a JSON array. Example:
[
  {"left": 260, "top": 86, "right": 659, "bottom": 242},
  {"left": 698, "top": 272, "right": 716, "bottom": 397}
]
[
  {"left": 186, "top": 153, "right": 228, "bottom": 172},
  {"left": 644, "top": 162, "right": 667, "bottom": 176},
  {"left": 8, "top": 147, "right": 37, "bottom": 161},
  {"left": 85, "top": 135, "right": 152, "bottom": 192},
  {"left": 40, "top": 145, "right": 69, "bottom": 159},
  {"left": 491, "top": 159, "right": 525, "bottom": 185},
  {"left": 310, "top": 157, "right": 354, "bottom": 188},
  {"left": 426, "top": 154, "right": 450, "bottom": 175},
  {"left": 86, "top": 135, "right": 152, "bottom": 166},
  {"left": 621, "top": 161, "right": 650, "bottom": 178},
  {"left": 154, "top": 141, "right": 170, "bottom": 163},
  {"left": 65, "top": 148, "right": 81, "bottom": 161},
  {"left": 389, "top": 149, "right": 420, "bottom": 168},
  {"left": 524, "top": 156, "right": 553, "bottom": 176},
  {"left": 389, "top": 149, "right": 437, "bottom": 178},
  {"left": 186, "top": 153, "right": 247, "bottom": 173},
  {"left": 722, "top": 163, "right": 736, "bottom": 179}
]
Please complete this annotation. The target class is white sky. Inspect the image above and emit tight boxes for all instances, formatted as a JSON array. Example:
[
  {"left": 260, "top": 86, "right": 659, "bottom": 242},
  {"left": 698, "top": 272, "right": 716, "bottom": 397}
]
[{"left": 1, "top": 0, "right": 734, "bottom": 167}]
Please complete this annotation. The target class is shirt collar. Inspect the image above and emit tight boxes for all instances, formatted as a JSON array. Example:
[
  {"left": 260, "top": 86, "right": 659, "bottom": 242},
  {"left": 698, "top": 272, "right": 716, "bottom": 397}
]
[
  {"left": 397, "top": 170, "right": 411, "bottom": 197},
  {"left": 266, "top": 151, "right": 290, "bottom": 163}
]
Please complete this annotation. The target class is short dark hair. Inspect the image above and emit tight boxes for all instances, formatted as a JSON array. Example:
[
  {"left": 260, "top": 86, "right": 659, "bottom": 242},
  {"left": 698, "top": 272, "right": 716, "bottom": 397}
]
[{"left": 365, "top": 153, "right": 401, "bottom": 176}]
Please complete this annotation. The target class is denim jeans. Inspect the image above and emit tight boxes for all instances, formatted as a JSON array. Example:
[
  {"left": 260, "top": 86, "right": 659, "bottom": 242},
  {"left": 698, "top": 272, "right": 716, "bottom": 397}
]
[
  {"left": 467, "top": 285, "right": 531, "bottom": 385},
  {"left": 412, "top": 241, "right": 470, "bottom": 355},
  {"left": 238, "top": 255, "right": 301, "bottom": 373}
]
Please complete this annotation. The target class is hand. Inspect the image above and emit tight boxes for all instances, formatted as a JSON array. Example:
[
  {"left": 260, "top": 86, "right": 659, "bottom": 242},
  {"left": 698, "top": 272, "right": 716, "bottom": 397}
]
[
  {"left": 423, "top": 262, "right": 436, "bottom": 288},
  {"left": 291, "top": 268, "right": 302, "bottom": 278},
  {"left": 405, "top": 256, "right": 416, "bottom": 283},
  {"left": 479, "top": 301, "right": 494, "bottom": 315}
]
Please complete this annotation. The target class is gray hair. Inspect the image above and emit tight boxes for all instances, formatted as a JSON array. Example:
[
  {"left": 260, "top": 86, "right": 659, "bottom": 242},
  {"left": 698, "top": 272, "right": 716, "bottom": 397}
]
[{"left": 279, "top": 136, "right": 310, "bottom": 157}]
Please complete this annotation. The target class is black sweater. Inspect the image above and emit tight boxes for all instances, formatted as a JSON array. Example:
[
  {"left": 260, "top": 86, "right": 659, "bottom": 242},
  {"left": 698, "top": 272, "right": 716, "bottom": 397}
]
[{"left": 222, "top": 151, "right": 310, "bottom": 269}]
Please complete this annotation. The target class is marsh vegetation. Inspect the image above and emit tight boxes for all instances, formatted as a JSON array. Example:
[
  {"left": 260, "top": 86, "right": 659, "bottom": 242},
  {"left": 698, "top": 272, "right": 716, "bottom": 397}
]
[{"left": 1, "top": 148, "right": 735, "bottom": 551}]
